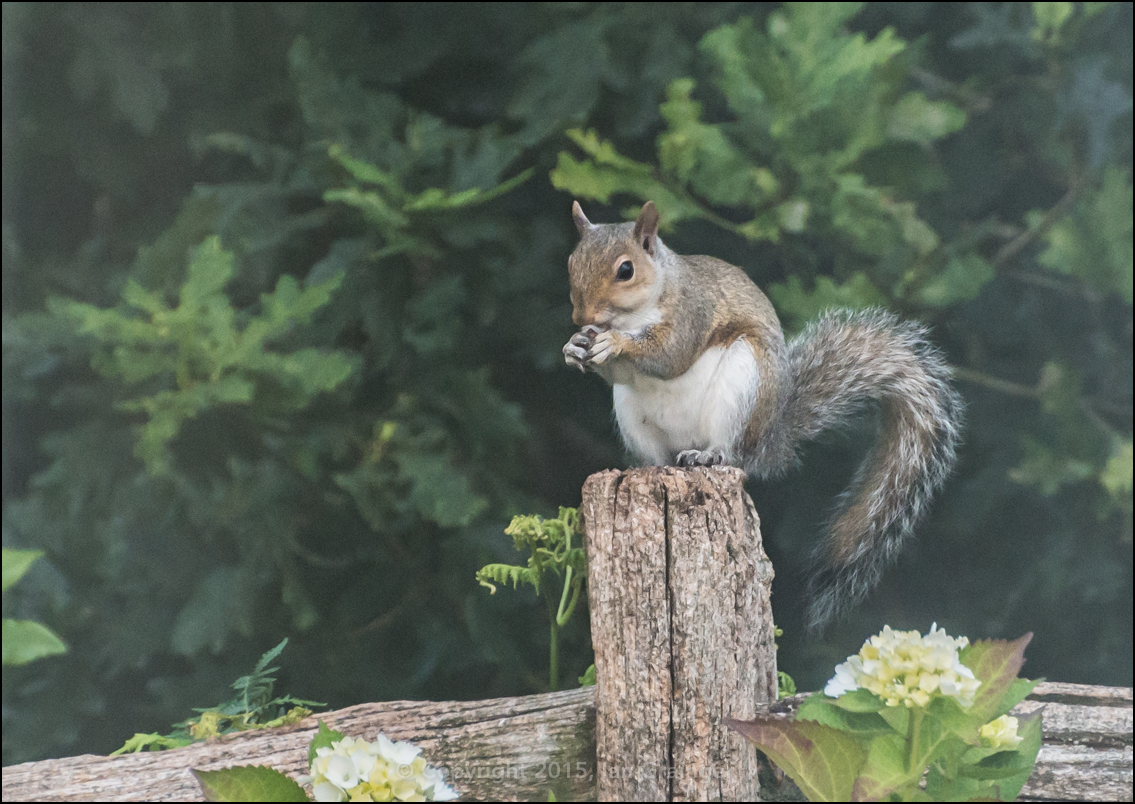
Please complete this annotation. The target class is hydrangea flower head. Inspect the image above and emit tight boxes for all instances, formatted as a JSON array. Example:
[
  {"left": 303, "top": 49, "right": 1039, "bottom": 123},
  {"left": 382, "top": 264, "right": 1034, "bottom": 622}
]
[
  {"left": 824, "top": 623, "right": 981, "bottom": 709},
  {"left": 980, "top": 714, "right": 1023, "bottom": 750},
  {"left": 298, "top": 732, "right": 458, "bottom": 802}
]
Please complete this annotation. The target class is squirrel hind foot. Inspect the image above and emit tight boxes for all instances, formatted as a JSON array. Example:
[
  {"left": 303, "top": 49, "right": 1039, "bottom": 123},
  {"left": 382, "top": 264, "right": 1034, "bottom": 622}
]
[{"left": 675, "top": 448, "right": 727, "bottom": 467}]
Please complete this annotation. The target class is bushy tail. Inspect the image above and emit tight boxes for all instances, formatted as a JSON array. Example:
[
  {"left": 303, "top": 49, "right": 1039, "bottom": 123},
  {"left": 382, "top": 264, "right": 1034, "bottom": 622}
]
[{"left": 785, "top": 309, "right": 964, "bottom": 633}]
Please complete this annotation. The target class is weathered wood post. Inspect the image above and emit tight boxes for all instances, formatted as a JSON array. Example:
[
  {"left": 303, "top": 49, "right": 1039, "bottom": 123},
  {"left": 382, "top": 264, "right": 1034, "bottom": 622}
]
[{"left": 581, "top": 466, "right": 777, "bottom": 801}]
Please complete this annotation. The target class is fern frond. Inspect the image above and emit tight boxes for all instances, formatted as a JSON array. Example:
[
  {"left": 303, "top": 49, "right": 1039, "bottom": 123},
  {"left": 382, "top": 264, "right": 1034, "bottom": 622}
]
[{"left": 475, "top": 563, "right": 539, "bottom": 594}]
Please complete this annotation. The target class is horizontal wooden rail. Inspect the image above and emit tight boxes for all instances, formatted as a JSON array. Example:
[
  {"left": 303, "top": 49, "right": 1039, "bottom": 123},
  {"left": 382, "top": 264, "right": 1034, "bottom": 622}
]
[{"left": 2, "top": 682, "right": 1129, "bottom": 801}]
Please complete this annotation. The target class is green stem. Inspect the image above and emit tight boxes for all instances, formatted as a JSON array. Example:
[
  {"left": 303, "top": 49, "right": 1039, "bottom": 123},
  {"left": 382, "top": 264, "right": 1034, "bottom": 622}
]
[
  {"left": 549, "top": 609, "right": 560, "bottom": 693},
  {"left": 905, "top": 707, "right": 924, "bottom": 796},
  {"left": 556, "top": 566, "right": 576, "bottom": 626},
  {"left": 558, "top": 578, "right": 583, "bottom": 627}
]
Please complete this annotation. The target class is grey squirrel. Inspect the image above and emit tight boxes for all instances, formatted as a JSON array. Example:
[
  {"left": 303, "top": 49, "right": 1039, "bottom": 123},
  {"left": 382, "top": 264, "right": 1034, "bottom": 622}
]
[{"left": 563, "top": 200, "right": 963, "bottom": 632}]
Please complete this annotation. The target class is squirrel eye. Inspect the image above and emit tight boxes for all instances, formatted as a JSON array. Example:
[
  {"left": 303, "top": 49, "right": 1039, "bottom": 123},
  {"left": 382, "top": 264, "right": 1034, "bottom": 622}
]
[{"left": 615, "top": 260, "right": 634, "bottom": 281}]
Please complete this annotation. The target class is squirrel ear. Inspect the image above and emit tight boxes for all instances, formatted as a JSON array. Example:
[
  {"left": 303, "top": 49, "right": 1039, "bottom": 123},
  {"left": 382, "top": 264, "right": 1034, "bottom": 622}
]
[
  {"left": 572, "top": 201, "right": 593, "bottom": 235},
  {"left": 633, "top": 201, "right": 660, "bottom": 254}
]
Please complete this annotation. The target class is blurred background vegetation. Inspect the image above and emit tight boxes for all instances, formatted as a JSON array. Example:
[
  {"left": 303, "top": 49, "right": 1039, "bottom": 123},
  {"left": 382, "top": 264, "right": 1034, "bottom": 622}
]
[{"left": 2, "top": 2, "right": 1131, "bottom": 765}]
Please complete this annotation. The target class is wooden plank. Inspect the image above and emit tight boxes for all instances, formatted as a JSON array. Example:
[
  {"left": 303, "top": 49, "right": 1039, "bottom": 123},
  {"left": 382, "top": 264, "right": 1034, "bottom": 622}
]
[
  {"left": 1016, "top": 681, "right": 1133, "bottom": 801},
  {"left": 2, "top": 683, "right": 1131, "bottom": 801},
  {"left": 1, "top": 688, "right": 596, "bottom": 803}
]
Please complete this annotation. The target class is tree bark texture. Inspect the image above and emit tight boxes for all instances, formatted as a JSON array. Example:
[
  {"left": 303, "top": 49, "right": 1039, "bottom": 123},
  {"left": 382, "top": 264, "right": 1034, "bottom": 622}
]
[{"left": 581, "top": 467, "right": 778, "bottom": 802}]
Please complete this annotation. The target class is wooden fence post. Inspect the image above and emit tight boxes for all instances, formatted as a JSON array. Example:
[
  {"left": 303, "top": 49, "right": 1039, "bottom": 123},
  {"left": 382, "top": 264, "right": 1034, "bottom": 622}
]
[{"left": 581, "top": 466, "right": 777, "bottom": 802}]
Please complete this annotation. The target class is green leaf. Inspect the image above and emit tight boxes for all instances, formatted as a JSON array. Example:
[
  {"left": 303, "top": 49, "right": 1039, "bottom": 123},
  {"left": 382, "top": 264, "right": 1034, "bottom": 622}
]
[
  {"left": 395, "top": 451, "right": 488, "bottom": 528},
  {"left": 886, "top": 92, "right": 966, "bottom": 145},
  {"left": 111, "top": 732, "right": 194, "bottom": 755},
  {"left": 403, "top": 167, "right": 533, "bottom": 211},
  {"left": 192, "top": 765, "right": 309, "bottom": 803},
  {"left": 1032, "top": 2, "right": 1074, "bottom": 40},
  {"left": 797, "top": 694, "right": 891, "bottom": 735},
  {"left": 476, "top": 563, "right": 539, "bottom": 594},
  {"left": 1101, "top": 440, "right": 1134, "bottom": 500},
  {"left": 768, "top": 273, "right": 889, "bottom": 328},
  {"left": 1010, "top": 437, "right": 1096, "bottom": 496},
  {"left": 181, "top": 237, "right": 236, "bottom": 310},
  {"left": 2, "top": 618, "right": 68, "bottom": 665},
  {"left": 328, "top": 144, "right": 405, "bottom": 197},
  {"left": 776, "top": 199, "right": 809, "bottom": 233},
  {"left": 578, "top": 664, "right": 596, "bottom": 687},
  {"left": 2, "top": 548, "right": 44, "bottom": 592},
  {"left": 916, "top": 254, "right": 995, "bottom": 308},
  {"left": 959, "top": 633, "right": 1034, "bottom": 728},
  {"left": 704, "top": 7, "right": 905, "bottom": 133},
  {"left": 830, "top": 688, "right": 888, "bottom": 713},
  {"left": 726, "top": 717, "right": 866, "bottom": 802},
  {"left": 925, "top": 765, "right": 996, "bottom": 801},
  {"left": 551, "top": 130, "right": 701, "bottom": 224},
  {"left": 958, "top": 745, "right": 1036, "bottom": 779},
  {"left": 924, "top": 694, "right": 974, "bottom": 742},
  {"left": 171, "top": 566, "right": 255, "bottom": 656},
  {"left": 309, "top": 719, "right": 346, "bottom": 767},
  {"left": 913, "top": 709, "right": 969, "bottom": 781},
  {"left": 851, "top": 732, "right": 915, "bottom": 801},
  {"left": 323, "top": 187, "right": 410, "bottom": 231},
  {"left": 276, "top": 349, "right": 356, "bottom": 396},
  {"left": 877, "top": 703, "right": 910, "bottom": 735},
  {"left": 1037, "top": 168, "right": 1133, "bottom": 302},
  {"left": 994, "top": 677, "right": 1042, "bottom": 716},
  {"left": 657, "top": 79, "right": 775, "bottom": 209}
]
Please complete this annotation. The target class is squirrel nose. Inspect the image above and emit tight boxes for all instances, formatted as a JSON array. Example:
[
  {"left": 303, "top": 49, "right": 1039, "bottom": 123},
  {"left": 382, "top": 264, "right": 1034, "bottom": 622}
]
[{"left": 572, "top": 308, "right": 593, "bottom": 327}]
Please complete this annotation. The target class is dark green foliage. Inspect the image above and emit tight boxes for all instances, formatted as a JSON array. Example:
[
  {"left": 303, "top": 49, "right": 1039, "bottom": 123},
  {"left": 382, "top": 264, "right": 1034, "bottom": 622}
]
[
  {"left": 2, "top": 2, "right": 1131, "bottom": 765},
  {"left": 52, "top": 237, "right": 355, "bottom": 475}
]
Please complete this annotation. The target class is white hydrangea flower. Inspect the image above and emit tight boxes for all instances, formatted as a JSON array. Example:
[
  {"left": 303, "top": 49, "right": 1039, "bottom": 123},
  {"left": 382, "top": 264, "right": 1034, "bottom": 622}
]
[
  {"left": 824, "top": 623, "right": 982, "bottom": 709},
  {"left": 325, "top": 753, "right": 360, "bottom": 790},
  {"left": 300, "top": 732, "right": 458, "bottom": 802},
  {"left": 823, "top": 655, "right": 862, "bottom": 698},
  {"left": 377, "top": 732, "right": 422, "bottom": 766},
  {"left": 980, "top": 714, "right": 1023, "bottom": 750},
  {"left": 313, "top": 780, "right": 345, "bottom": 802}
]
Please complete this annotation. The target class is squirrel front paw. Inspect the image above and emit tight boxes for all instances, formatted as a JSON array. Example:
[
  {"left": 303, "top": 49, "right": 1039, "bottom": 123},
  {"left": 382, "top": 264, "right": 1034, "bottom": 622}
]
[
  {"left": 563, "top": 329, "right": 595, "bottom": 372},
  {"left": 676, "top": 448, "right": 728, "bottom": 467},
  {"left": 586, "top": 328, "right": 624, "bottom": 365},
  {"left": 563, "top": 325, "right": 622, "bottom": 372}
]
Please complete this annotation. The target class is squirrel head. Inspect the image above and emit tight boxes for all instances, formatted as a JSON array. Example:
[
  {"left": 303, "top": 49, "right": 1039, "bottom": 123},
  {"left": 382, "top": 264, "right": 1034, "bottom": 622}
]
[{"left": 567, "top": 200, "right": 664, "bottom": 329}]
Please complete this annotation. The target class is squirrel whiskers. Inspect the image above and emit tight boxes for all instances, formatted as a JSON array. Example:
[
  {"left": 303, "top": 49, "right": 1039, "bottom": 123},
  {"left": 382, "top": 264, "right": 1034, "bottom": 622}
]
[{"left": 563, "top": 200, "right": 963, "bottom": 632}]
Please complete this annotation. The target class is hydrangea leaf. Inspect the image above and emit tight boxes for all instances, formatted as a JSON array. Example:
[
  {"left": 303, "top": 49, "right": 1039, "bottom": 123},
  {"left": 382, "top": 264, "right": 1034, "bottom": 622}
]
[
  {"left": 308, "top": 719, "right": 346, "bottom": 767},
  {"left": 958, "top": 633, "right": 1034, "bottom": 727},
  {"left": 726, "top": 717, "right": 866, "bottom": 802},
  {"left": 192, "top": 765, "right": 309, "bottom": 803}
]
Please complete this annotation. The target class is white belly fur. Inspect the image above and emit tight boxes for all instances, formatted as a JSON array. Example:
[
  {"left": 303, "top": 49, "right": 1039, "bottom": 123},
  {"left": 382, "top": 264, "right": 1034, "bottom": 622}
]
[{"left": 612, "top": 338, "right": 759, "bottom": 465}]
